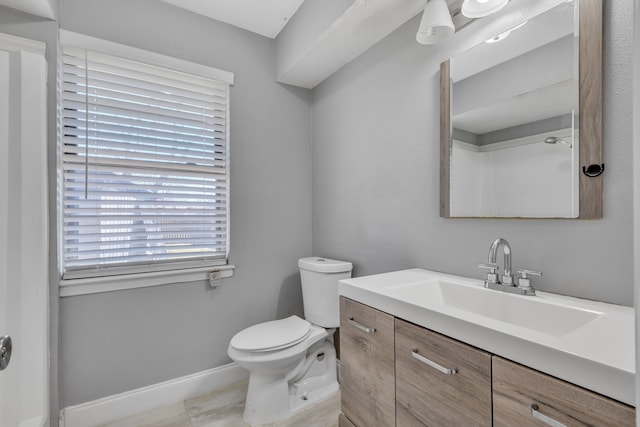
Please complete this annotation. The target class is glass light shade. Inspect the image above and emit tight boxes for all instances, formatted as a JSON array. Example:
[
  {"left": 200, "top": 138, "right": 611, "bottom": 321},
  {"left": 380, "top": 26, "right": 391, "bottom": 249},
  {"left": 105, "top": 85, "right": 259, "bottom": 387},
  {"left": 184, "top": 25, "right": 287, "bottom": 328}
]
[
  {"left": 416, "top": 0, "right": 454, "bottom": 45},
  {"left": 461, "top": 0, "right": 509, "bottom": 18}
]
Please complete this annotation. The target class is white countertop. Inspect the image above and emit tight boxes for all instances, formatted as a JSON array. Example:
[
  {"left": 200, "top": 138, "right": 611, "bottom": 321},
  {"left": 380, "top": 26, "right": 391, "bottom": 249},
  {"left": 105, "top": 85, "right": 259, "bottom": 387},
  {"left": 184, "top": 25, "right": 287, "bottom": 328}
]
[{"left": 339, "top": 268, "right": 635, "bottom": 406}]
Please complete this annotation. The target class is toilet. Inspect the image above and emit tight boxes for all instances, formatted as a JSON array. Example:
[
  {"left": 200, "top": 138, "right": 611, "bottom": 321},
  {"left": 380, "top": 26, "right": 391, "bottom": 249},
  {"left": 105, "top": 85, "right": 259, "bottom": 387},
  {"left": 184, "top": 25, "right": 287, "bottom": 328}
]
[{"left": 227, "top": 257, "right": 353, "bottom": 425}]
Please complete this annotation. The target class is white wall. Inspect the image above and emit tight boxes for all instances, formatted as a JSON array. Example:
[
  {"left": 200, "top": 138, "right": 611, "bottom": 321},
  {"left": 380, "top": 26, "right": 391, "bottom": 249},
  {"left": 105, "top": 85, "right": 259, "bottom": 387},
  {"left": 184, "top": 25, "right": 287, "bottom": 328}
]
[
  {"left": 312, "top": 0, "right": 634, "bottom": 305},
  {"left": 451, "top": 136, "right": 577, "bottom": 218},
  {"left": 450, "top": 143, "right": 487, "bottom": 216}
]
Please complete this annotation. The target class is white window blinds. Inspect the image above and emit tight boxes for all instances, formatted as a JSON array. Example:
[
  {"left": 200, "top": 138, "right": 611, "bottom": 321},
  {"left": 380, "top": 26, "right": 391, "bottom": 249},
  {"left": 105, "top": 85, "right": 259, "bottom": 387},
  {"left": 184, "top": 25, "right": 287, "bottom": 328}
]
[{"left": 59, "top": 35, "right": 232, "bottom": 279}]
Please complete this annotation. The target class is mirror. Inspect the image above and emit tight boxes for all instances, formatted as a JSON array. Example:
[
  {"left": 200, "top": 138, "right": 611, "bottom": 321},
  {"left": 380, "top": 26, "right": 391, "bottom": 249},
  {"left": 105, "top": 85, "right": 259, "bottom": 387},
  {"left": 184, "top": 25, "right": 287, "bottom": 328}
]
[{"left": 440, "top": 0, "right": 602, "bottom": 219}]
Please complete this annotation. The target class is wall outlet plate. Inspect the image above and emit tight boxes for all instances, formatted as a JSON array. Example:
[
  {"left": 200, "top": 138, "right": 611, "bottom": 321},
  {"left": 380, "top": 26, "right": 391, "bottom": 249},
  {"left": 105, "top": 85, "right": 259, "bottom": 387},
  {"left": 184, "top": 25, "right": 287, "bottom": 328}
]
[{"left": 209, "top": 270, "right": 221, "bottom": 288}]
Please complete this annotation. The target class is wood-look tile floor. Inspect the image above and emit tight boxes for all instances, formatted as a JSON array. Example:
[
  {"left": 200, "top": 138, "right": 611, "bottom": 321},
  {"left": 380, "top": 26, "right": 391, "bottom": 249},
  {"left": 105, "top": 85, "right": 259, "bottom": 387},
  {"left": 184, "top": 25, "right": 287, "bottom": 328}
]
[{"left": 100, "top": 382, "right": 341, "bottom": 427}]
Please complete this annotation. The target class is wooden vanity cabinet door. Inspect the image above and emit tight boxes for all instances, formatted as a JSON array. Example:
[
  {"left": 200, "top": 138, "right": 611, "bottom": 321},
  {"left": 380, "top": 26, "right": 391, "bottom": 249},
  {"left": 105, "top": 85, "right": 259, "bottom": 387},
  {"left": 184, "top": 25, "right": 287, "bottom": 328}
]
[
  {"left": 493, "top": 357, "right": 635, "bottom": 427},
  {"left": 338, "top": 413, "right": 357, "bottom": 427},
  {"left": 339, "top": 297, "right": 395, "bottom": 427},
  {"left": 395, "top": 318, "right": 492, "bottom": 426}
]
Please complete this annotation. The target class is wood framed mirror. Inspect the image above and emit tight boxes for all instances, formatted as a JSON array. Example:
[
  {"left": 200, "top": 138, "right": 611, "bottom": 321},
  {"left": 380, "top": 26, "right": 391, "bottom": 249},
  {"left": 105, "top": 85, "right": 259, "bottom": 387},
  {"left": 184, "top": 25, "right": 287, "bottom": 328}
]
[{"left": 440, "top": 0, "right": 602, "bottom": 219}]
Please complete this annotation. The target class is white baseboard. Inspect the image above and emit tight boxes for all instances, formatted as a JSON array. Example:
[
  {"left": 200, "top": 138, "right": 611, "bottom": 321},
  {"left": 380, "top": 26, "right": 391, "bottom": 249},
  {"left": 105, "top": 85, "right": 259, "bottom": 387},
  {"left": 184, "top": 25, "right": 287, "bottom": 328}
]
[{"left": 59, "top": 362, "right": 248, "bottom": 427}]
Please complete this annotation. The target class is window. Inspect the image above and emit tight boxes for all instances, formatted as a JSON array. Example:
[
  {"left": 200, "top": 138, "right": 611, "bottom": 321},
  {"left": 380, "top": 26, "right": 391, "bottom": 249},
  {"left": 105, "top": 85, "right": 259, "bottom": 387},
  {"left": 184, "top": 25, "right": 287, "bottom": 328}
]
[{"left": 58, "top": 32, "right": 233, "bottom": 284}]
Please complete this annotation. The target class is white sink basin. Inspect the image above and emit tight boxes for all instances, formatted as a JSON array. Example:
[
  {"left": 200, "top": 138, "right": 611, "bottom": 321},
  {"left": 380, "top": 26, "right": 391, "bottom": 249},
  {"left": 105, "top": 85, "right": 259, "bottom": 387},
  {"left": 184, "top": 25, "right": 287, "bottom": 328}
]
[
  {"left": 338, "top": 268, "right": 635, "bottom": 405},
  {"left": 385, "top": 279, "right": 602, "bottom": 337}
]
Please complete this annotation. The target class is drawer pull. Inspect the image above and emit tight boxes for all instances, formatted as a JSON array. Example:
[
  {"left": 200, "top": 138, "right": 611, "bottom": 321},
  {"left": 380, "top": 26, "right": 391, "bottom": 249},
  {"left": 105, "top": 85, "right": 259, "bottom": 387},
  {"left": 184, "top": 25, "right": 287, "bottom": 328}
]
[
  {"left": 347, "top": 317, "right": 376, "bottom": 334},
  {"left": 411, "top": 350, "right": 457, "bottom": 375},
  {"left": 530, "top": 404, "right": 568, "bottom": 427}
]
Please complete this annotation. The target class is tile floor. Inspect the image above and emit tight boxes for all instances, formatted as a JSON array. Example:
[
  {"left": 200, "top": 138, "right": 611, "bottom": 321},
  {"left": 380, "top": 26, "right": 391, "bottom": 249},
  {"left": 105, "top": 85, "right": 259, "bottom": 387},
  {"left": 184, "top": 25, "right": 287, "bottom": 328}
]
[{"left": 100, "top": 382, "right": 341, "bottom": 427}]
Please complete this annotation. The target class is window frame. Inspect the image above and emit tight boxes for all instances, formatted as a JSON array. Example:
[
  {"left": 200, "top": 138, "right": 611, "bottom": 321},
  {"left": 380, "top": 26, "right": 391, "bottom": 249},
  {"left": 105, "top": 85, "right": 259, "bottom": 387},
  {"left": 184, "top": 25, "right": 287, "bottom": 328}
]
[{"left": 57, "top": 31, "right": 235, "bottom": 296}]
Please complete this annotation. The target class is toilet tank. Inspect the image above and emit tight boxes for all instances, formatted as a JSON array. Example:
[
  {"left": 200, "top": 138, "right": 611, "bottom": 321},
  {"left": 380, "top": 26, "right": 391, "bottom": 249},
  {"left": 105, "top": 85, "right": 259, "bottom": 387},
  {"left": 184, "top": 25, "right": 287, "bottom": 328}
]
[{"left": 298, "top": 257, "right": 353, "bottom": 328}]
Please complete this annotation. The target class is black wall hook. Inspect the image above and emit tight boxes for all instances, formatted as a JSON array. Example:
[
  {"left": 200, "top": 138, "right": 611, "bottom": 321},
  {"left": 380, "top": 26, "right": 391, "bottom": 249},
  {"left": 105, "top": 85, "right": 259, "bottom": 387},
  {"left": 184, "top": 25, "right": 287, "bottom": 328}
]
[{"left": 582, "top": 163, "right": 605, "bottom": 177}]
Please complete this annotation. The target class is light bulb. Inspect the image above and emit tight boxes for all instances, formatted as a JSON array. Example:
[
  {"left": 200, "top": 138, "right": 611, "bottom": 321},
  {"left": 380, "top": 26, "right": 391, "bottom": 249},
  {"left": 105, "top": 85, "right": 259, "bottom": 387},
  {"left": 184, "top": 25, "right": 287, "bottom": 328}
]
[{"left": 461, "top": 0, "right": 509, "bottom": 18}]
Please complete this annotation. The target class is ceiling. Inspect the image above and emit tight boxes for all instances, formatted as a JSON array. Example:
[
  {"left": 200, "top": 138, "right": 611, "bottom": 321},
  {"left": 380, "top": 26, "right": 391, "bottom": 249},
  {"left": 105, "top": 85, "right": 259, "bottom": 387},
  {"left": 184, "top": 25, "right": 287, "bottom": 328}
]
[
  {"left": 157, "top": 0, "right": 471, "bottom": 88},
  {"left": 0, "top": 0, "right": 472, "bottom": 88},
  {"left": 451, "top": 1, "right": 576, "bottom": 135},
  {"left": 158, "top": 0, "right": 432, "bottom": 88},
  {"left": 0, "top": 0, "right": 54, "bottom": 18},
  {"left": 159, "top": 0, "right": 306, "bottom": 39}
]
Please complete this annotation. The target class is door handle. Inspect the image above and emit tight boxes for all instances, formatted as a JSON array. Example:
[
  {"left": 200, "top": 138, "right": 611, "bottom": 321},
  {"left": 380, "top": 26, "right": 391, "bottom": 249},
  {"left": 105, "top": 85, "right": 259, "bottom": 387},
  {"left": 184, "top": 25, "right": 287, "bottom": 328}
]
[
  {"left": 0, "top": 335, "right": 12, "bottom": 371},
  {"left": 411, "top": 350, "right": 457, "bottom": 375},
  {"left": 530, "top": 404, "right": 569, "bottom": 427},
  {"left": 347, "top": 317, "right": 376, "bottom": 334}
]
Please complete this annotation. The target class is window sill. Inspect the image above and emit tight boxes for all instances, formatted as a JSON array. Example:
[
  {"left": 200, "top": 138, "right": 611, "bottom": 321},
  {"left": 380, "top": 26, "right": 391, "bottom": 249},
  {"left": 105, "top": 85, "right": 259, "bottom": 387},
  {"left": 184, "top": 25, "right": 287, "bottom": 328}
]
[{"left": 59, "top": 265, "right": 235, "bottom": 297}]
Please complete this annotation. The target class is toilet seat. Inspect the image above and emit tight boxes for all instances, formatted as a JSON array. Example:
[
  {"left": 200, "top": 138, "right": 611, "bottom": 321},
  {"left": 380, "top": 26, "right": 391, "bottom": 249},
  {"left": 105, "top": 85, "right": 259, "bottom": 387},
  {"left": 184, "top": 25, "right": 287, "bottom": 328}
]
[{"left": 230, "top": 315, "right": 311, "bottom": 352}]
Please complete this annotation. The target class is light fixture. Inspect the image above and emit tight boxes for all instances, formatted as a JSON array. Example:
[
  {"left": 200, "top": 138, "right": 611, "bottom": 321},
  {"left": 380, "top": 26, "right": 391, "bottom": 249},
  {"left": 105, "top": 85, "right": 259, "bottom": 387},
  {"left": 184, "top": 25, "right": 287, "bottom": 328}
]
[
  {"left": 485, "top": 20, "right": 527, "bottom": 43},
  {"left": 461, "top": 0, "right": 509, "bottom": 18},
  {"left": 416, "top": 0, "right": 454, "bottom": 45}
]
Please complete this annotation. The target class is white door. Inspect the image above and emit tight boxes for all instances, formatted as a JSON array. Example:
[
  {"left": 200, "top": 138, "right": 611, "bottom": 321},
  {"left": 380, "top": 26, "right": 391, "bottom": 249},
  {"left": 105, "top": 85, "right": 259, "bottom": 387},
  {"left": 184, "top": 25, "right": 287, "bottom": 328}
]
[
  {"left": 0, "top": 34, "right": 49, "bottom": 427},
  {"left": 0, "top": 45, "right": 16, "bottom": 427}
]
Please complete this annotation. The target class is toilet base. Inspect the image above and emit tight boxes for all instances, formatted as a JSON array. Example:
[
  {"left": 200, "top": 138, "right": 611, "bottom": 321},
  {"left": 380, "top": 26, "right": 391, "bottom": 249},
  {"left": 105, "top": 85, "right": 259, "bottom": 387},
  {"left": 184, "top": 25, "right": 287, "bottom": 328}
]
[
  {"left": 242, "top": 339, "right": 339, "bottom": 425},
  {"left": 288, "top": 381, "right": 339, "bottom": 418}
]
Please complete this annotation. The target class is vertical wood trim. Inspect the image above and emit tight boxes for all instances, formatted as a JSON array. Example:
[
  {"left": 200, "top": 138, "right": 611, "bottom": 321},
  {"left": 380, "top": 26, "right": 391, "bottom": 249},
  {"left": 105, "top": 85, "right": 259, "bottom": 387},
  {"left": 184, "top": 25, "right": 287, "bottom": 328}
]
[
  {"left": 579, "top": 0, "right": 603, "bottom": 218},
  {"left": 440, "top": 60, "right": 451, "bottom": 217}
]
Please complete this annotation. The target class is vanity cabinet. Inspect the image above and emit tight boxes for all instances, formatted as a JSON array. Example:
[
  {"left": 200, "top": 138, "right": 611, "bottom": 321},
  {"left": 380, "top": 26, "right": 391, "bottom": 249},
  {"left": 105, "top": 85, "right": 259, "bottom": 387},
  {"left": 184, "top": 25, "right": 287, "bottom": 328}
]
[
  {"left": 395, "top": 319, "right": 492, "bottom": 426},
  {"left": 493, "top": 357, "right": 635, "bottom": 427},
  {"left": 338, "top": 413, "right": 357, "bottom": 427},
  {"left": 339, "top": 297, "right": 635, "bottom": 427},
  {"left": 339, "top": 297, "right": 395, "bottom": 427}
]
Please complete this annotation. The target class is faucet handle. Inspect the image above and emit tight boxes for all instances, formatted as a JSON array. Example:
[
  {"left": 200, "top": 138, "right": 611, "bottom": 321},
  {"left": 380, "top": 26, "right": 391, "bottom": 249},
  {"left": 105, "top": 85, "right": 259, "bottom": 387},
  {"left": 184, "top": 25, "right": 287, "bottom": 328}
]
[
  {"left": 478, "top": 263, "right": 498, "bottom": 272},
  {"left": 516, "top": 269, "right": 542, "bottom": 290},
  {"left": 478, "top": 263, "right": 499, "bottom": 284}
]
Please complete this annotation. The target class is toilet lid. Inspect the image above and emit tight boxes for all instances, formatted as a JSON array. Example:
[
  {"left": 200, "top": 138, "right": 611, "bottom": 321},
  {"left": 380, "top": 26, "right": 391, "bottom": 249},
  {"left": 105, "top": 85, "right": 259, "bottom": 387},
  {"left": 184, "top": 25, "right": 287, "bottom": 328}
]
[{"left": 230, "top": 315, "right": 312, "bottom": 352}]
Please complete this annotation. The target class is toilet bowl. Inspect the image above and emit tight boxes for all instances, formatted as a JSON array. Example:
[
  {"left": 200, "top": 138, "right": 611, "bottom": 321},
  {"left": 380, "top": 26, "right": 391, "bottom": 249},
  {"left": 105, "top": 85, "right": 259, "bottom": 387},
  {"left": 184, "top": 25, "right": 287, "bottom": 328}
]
[
  {"left": 228, "top": 317, "right": 336, "bottom": 424},
  {"left": 227, "top": 257, "right": 352, "bottom": 425}
]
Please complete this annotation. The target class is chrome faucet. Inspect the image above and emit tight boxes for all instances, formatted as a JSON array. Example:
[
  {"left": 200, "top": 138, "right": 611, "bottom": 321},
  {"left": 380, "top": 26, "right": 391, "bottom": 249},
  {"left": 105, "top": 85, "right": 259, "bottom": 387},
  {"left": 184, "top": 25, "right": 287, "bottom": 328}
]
[
  {"left": 478, "top": 238, "right": 541, "bottom": 296},
  {"left": 488, "top": 237, "right": 513, "bottom": 285}
]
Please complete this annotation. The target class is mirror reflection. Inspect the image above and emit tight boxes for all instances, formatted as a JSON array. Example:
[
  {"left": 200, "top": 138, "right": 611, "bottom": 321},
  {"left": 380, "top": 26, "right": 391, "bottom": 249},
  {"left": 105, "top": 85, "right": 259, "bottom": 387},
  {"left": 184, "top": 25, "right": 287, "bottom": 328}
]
[{"left": 448, "top": 1, "right": 579, "bottom": 218}]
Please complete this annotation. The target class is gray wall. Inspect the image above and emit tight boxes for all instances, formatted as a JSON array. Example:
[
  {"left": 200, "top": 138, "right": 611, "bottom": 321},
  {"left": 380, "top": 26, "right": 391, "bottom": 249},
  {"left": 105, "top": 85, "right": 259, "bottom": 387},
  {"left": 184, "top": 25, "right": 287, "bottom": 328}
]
[
  {"left": 57, "top": 0, "right": 312, "bottom": 408},
  {"left": 0, "top": 0, "right": 634, "bottom": 418},
  {"left": 311, "top": 1, "right": 634, "bottom": 306}
]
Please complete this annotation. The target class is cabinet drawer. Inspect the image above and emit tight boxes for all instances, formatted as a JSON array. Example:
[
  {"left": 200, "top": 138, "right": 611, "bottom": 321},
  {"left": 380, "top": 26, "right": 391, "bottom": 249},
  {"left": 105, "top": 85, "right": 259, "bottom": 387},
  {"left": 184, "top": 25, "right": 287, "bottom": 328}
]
[
  {"left": 340, "top": 297, "right": 395, "bottom": 427},
  {"left": 493, "top": 357, "right": 635, "bottom": 427},
  {"left": 395, "top": 318, "right": 492, "bottom": 426}
]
